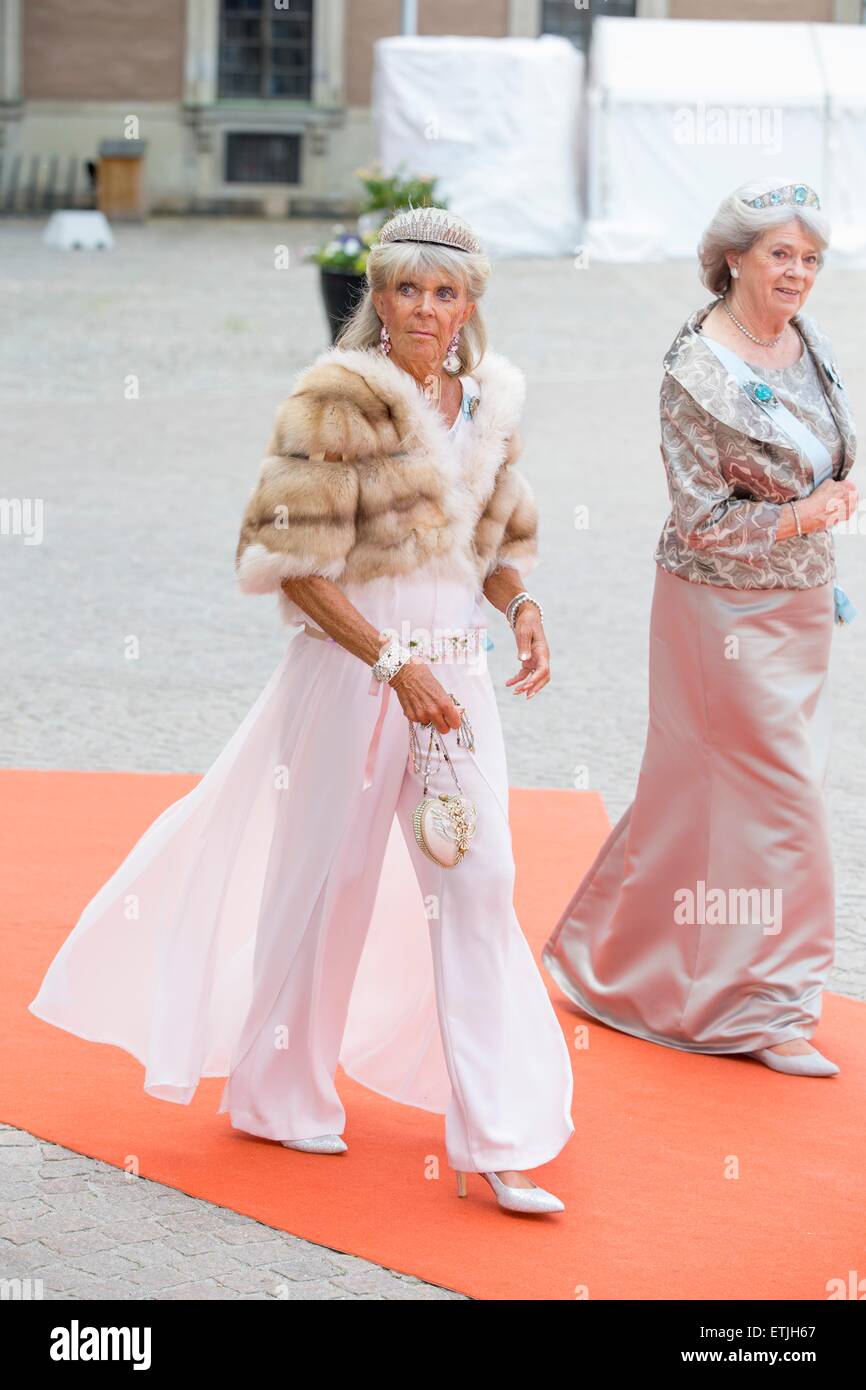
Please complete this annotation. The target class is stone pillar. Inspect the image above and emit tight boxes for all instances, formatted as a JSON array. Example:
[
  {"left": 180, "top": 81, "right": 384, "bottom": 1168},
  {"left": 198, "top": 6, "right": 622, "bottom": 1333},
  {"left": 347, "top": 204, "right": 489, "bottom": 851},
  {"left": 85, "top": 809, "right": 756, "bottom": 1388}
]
[
  {"left": 0, "top": 0, "right": 22, "bottom": 103},
  {"left": 508, "top": 0, "right": 540, "bottom": 37}
]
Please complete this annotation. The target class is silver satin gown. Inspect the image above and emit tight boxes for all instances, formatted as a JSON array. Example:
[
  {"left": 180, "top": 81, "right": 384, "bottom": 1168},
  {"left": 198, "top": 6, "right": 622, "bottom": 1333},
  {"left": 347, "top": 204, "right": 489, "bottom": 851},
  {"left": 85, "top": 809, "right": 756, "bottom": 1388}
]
[{"left": 543, "top": 347, "right": 846, "bottom": 1055}]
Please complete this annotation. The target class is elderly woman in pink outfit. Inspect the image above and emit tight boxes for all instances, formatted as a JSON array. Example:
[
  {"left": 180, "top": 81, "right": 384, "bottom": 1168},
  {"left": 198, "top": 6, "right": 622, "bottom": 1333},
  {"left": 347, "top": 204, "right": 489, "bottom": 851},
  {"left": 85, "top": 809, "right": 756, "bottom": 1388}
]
[
  {"left": 29, "top": 207, "right": 574, "bottom": 1216},
  {"left": 544, "top": 177, "right": 858, "bottom": 1078}
]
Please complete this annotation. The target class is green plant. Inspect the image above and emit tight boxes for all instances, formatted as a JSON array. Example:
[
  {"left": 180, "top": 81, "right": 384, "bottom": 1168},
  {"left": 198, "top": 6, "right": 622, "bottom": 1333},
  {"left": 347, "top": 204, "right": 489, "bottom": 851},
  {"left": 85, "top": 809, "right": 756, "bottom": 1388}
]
[
  {"left": 307, "top": 227, "right": 376, "bottom": 274},
  {"left": 354, "top": 161, "right": 446, "bottom": 215},
  {"left": 308, "top": 165, "right": 448, "bottom": 274}
]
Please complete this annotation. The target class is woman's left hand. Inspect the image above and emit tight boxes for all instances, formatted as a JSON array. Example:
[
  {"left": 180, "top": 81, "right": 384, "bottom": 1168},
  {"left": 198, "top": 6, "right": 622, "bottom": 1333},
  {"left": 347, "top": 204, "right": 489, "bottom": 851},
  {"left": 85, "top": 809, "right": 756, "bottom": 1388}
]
[{"left": 505, "top": 606, "right": 550, "bottom": 699}]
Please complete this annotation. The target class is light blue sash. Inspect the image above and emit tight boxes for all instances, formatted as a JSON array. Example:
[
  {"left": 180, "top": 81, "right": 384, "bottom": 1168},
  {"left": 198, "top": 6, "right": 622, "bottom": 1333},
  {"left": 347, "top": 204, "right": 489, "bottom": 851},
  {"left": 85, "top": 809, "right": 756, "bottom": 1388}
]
[
  {"left": 702, "top": 334, "right": 833, "bottom": 484},
  {"left": 701, "top": 334, "right": 855, "bottom": 624}
]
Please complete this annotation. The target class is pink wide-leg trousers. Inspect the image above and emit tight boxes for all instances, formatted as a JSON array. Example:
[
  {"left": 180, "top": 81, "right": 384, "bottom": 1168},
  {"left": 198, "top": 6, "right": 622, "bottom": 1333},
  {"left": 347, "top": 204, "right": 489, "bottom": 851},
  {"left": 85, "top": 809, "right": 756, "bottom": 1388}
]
[{"left": 218, "top": 569, "right": 575, "bottom": 1173}]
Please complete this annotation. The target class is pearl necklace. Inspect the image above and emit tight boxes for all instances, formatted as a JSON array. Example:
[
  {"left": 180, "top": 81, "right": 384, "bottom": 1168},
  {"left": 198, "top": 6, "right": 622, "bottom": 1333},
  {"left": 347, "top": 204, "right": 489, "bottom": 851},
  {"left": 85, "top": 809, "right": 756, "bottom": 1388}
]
[{"left": 721, "top": 297, "right": 786, "bottom": 348}]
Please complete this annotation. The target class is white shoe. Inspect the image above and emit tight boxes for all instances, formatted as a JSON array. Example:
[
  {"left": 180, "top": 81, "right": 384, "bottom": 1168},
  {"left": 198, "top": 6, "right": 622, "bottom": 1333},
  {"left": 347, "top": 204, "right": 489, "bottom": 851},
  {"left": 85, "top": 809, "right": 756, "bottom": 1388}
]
[
  {"left": 279, "top": 1134, "right": 348, "bottom": 1154},
  {"left": 455, "top": 1169, "right": 565, "bottom": 1213},
  {"left": 748, "top": 1047, "right": 839, "bottom": 1077}
]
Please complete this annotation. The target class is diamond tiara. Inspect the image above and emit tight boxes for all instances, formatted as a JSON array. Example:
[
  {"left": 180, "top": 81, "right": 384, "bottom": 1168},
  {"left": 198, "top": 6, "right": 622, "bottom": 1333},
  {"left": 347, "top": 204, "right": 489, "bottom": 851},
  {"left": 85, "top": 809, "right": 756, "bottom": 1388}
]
[
  {"left": 377, "top": 206, "right": 482, "bottom": 255},
  {"left": 744, "top": 183, "right": 821, "bottom": 211}
]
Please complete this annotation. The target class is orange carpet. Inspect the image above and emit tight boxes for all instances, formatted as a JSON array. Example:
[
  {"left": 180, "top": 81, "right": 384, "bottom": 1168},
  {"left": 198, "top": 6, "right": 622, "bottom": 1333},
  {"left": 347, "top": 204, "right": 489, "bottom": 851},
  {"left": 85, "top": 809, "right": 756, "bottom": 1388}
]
[{"left": 3, "top": 768, "right": 864, "bottom": 1300}]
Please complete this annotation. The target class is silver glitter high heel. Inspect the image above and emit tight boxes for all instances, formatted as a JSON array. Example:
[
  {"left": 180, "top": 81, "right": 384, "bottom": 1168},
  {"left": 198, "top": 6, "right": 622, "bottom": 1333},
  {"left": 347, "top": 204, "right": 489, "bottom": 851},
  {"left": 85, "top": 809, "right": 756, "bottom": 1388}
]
[
  {"left": 748, "top": 1047, "right": 839, "bottom": 1077},
  {"left": 280, "top": 1134, "right": 348, "bottom": 1154},
  {"left": 455, "top": 1169, "right": 565, "bottom": 1213}
]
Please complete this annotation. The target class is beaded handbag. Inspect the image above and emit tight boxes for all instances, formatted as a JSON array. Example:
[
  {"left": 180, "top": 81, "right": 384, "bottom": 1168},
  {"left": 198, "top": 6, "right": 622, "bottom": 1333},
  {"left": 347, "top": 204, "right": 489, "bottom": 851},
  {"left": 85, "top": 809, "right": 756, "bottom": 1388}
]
[{"left": 408, "top": 702, "right": 477, "bottom": 868}]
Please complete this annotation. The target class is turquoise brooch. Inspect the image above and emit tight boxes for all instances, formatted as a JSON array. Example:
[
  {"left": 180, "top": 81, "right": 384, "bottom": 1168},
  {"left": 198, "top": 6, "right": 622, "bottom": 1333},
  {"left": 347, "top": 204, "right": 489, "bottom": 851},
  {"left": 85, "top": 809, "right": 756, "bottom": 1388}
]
[
  {"left": 822, "top": 359, "right": 844, "bottom": 390},
  {"left": 744, "top": 379, "right": 778, "bottom": 408}
]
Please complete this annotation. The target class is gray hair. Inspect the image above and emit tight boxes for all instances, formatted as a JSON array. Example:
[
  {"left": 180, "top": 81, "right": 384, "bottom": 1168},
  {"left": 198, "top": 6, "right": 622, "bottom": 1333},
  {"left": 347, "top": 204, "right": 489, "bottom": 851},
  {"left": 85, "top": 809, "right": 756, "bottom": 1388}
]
[
  {"left": 336, "top": 238, "right": 491, "bottom": 373},
  {"left": 698, "top": 176, "right": 831, "bottom": 297}
]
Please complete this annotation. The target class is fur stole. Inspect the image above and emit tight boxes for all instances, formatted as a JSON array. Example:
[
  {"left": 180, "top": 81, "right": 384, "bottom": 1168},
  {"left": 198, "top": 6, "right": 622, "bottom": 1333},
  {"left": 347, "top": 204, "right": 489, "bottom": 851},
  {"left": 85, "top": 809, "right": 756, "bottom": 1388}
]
[{"left": 235, "top": 345, "right": 538, "bottom": 623}]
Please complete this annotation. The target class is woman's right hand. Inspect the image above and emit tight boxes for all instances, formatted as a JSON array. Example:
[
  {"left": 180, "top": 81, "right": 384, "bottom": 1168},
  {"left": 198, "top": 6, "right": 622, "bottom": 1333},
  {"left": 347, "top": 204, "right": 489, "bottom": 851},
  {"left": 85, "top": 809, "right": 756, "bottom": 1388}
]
[
  {"left": 388, "top": 658, "right": 464, "bottom": 734},
  {"left": 800, "top": 478, "right": 859, "bottom": 533}
]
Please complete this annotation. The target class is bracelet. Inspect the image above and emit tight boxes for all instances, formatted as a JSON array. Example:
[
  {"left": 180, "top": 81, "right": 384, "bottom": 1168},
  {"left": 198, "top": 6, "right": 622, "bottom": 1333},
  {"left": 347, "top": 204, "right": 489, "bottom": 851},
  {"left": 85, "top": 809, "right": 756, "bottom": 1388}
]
[
  {"left": 789, "top": 499, "right": 803, "bottom": 537},
  {"left": 506, "top": 593, "right": 543, "bottom": 630},
  {"left": 504, "top": 590, "right": 529, "bottom": 625},
  {"left": 372, "top": 635, "right": 412, "bottom": 683}
]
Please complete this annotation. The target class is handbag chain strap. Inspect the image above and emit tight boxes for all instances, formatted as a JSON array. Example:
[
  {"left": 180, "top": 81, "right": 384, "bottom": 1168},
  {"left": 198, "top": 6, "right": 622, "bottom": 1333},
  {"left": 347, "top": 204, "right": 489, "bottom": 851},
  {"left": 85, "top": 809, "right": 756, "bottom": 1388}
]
[{"left": 409, "top": 699, "right": 475, "bottom": 799}]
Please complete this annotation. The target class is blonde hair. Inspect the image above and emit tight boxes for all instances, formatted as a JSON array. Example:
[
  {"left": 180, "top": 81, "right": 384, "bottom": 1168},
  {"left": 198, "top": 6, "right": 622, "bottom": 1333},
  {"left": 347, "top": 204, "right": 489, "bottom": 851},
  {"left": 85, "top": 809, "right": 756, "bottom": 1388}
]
[
  {"left": 698, "top": 176, "right": 831, "bottom": 296},
  {"left": 336, "top": 238, "right": 491, "bottom": 373}
]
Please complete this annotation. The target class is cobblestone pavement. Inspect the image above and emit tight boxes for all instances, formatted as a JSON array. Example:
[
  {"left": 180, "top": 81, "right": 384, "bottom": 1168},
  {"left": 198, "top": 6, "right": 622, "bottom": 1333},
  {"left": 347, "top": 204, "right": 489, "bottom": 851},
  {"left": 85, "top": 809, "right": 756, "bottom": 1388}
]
[
  {"left": 0, "top": 1126, "right": 463, "bottom": 1300},
  {"left": 2, "top": 217, "right": 864, "bottom": 1298}
]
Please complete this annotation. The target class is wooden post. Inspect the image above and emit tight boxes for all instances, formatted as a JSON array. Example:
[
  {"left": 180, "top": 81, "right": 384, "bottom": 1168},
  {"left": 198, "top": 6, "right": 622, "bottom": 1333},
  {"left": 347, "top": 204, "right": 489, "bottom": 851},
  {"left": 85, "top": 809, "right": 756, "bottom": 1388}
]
[{"left": 96, "top": 139, "right": 148, "bottom": 222}]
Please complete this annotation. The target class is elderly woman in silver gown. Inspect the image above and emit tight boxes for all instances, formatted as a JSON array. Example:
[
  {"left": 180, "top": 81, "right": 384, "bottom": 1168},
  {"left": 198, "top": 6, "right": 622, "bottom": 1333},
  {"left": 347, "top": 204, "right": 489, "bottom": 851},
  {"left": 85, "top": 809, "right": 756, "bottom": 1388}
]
[{"left": 544, "top": 177, "right": 858, "bottom": 1077}]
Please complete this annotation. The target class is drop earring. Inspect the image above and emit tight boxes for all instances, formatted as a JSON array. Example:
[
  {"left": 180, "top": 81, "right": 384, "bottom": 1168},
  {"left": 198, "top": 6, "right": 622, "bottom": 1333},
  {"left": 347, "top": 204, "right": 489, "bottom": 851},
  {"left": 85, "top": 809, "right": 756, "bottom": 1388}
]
[
  {"left": 379, "top": 322, "right": 391, "bottom": 355},
  {"left": 443, "top": 330, "right": 461, "bottom": 375}
]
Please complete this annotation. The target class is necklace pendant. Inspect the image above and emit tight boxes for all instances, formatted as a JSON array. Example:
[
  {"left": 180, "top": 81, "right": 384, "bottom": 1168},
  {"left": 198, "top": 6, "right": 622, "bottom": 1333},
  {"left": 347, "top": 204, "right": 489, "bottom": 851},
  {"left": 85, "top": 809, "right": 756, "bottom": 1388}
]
[{"left": 420, "top": 372, "right": 441, "bottom": 406}]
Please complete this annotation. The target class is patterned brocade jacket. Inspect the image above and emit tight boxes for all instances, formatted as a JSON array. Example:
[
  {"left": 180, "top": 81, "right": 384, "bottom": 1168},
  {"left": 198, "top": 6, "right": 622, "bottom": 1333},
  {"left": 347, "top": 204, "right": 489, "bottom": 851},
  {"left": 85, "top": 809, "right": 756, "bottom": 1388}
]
[
  {"left": 654, "top": 298, "right": 857, "bottom": 589},
  {"left": 234, "top": 345, "right": 538, "bottom": 627}
]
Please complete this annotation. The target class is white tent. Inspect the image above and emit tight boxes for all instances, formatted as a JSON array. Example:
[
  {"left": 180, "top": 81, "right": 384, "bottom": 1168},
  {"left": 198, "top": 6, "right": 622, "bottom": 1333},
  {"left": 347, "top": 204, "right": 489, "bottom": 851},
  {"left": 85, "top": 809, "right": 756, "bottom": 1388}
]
[
  {"left": 373, "top": 35, "right": 584, "bottom": 258},
  {"left": 812, "top": 22, "right": 866, "bottom": 264},
  {"left": 585, "top": 16, "right": 829, "bottom": 262}
]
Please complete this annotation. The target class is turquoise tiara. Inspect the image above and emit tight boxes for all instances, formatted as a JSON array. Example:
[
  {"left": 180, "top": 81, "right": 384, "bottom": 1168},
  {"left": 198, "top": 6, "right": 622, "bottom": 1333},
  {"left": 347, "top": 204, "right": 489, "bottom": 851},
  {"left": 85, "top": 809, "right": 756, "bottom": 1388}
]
[{"left": 744, "top": 183, "right": 821, "bottom": 211}]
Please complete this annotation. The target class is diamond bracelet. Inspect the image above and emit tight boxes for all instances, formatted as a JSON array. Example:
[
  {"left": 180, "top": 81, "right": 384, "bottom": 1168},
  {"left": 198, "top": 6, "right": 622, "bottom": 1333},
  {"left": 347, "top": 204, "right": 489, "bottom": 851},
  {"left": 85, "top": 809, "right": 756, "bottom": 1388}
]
[{"left": 372, "top": 635, "right": 412, "bottom": 683}]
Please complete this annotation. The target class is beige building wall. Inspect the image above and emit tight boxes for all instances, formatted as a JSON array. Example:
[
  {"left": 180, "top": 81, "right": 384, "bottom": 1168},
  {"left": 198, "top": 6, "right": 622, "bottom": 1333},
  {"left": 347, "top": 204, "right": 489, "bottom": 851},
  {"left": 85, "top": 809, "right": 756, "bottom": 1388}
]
[
  {"left": 345, "top": 0, "right": 509, "bottom": 108},
  {"left": 417, "top": 0, "right": 509, "bottom": 34},
  {"left": 22, "top": 0, "right": 184, "bottom": 102},
  {"left": 1, "top": 0, "right": 862, "bottom": 216},
  {"left": 669, "top": 0, "right": 833, "bottom": 18}
]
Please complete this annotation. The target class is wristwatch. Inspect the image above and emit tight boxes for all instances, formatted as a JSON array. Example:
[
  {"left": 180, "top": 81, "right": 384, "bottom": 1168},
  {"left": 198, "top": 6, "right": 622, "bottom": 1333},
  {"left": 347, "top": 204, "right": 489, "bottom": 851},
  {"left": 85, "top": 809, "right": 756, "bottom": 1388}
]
[{"left": 372, "top": 635, "right": 412, "bottom": 683}]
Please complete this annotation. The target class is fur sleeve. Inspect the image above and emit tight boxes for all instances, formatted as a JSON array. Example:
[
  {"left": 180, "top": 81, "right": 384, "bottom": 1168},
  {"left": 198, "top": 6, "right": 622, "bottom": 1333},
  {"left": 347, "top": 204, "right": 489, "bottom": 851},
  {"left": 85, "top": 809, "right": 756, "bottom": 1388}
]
[
  {"left": 234, "top": 399, "right": 361, "bottom": 596},
  {"left": 482, "top": 431, "right": 540, "bottom": 582},
  {"left": 491, "top": 466, "right": 539, "bottom": 580}
]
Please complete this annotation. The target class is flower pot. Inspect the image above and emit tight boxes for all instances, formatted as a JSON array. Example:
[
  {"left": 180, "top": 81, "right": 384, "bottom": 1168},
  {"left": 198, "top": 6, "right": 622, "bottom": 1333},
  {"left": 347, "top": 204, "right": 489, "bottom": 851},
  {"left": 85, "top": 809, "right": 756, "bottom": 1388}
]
[{"left": 320, "top": 267, "right": 368, "bottom": 344}]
